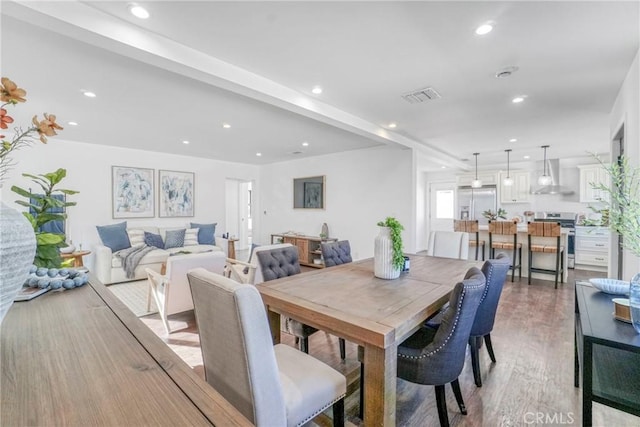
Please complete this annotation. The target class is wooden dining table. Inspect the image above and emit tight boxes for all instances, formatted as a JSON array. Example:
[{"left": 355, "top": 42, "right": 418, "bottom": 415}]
[{"left": 257, "top": 254, "right": 482, "bottom": 426}]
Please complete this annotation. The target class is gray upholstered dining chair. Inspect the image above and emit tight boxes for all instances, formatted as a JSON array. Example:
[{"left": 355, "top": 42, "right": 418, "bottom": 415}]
[
  {"left": 187, "top": 268, "right": 346, "bottom": 427},
  {"left": 396, "top": 267, "right": 486, "bottom": 427},
  {"left": 321, "top": 240, "right": 353, "bottom": 267},
  {"left": 468, "top": 253, "right": 511, "bottom": 387},
  {"left": 255, "top": 246, "right": 321, "bottom": 354},
  {"left": 320, "top": 240, "right": 352, "bottom": 360}
]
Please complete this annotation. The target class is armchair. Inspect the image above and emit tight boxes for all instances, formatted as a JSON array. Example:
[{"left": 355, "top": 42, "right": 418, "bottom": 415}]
[{"left": 146, "top": 251, "right": 226, "bottom": 334}]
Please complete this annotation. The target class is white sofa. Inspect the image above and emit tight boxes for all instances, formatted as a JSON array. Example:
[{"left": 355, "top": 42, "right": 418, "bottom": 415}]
[{"left": 95, "top": 225, "right": 226, "bottom": 285}]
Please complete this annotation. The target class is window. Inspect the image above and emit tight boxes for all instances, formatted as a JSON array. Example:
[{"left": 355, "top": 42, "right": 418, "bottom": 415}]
[{"left": 435, "top": 190, "right": 454, "bottom": 219}]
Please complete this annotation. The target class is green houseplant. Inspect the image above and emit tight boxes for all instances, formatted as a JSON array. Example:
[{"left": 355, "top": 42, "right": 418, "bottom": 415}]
[
  {"left": 376, "top": 216, "right": 405, "bottom": 270},
  {"left": 11, "top": 168, "right": 78, "bottom": 268}
]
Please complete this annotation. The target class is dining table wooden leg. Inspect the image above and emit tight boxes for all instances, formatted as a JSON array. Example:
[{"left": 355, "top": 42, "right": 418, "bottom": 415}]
[
  {"left": 266, "top": 306, "right": 281, "bottom": 344},
  {"left": 363, "top": 343, "right": 397, "bottom": 426}
]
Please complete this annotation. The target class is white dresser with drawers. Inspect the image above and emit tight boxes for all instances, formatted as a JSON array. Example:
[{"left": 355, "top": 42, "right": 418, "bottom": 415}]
[{"left": 575, "top": 226, "right": 609, "bottom": 271}]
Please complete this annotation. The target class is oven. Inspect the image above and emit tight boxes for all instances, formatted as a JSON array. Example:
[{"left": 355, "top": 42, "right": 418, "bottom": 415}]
[{"left": 535, "top": 212, "right": 576, "bottom": 269}]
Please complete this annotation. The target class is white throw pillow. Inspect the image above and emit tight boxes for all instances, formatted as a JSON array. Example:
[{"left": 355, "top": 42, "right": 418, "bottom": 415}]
[
  {"left": 126, "top": 228, "right": 145, "bottom": 247},
  {"left": 184, "top": 228, "right": 199, "bottom": 246}
]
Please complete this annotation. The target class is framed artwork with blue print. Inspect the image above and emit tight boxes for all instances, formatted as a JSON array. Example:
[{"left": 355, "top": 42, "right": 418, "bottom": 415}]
[
  {"left": 159, "top": 170, "right": 195, "bottom": 217},
  {"left": 112, "top": 166, "right": 155, "bottom": 218}
]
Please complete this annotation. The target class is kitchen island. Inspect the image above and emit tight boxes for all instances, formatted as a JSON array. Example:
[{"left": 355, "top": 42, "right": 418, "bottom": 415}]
[{"left": 475, "top": 224, "right": 570, "bottom": 282}]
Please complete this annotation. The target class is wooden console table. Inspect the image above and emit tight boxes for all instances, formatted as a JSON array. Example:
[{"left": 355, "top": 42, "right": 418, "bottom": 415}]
[
  {"left": 0, "top": 277, "right": 251, "bottom": 426},
  {"left": 270, "top": 233, "right": 338, "bottom": 268},
  {"left": 574, "top": 281, "right": 640, "bottom": 426}
]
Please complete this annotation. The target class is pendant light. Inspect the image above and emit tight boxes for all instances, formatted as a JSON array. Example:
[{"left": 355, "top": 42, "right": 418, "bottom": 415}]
[
  {"left": 503, "top": 149, "right": 514, "bottom": 186},
  {"left": 471, "top": 152, "right": 482, "bottom": 188},
  {"left": 538, "top": 145, "right": 552, "bottom": 186}
]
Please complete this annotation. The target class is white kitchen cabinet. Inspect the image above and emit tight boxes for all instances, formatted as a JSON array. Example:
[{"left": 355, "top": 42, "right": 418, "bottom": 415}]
[
  {"left": 499, "top": 171, "right": 530, "bottom": 203},
  {"left": 575, "top": 226, "right": 609, "bottom": 271},
  {"left": 578, "top": 164, "right": 609, "bottom": 203},
  {"left": 456, "top": 171, "right": 498, "bottom": 187}
]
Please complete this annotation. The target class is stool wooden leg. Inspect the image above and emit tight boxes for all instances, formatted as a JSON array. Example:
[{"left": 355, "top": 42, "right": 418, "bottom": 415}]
[
  {"left": 528, "top": 249, "right": 533, "bottom": 285},
  {"left": 518, "top": 247, "right": 522, "bottom": 280}
]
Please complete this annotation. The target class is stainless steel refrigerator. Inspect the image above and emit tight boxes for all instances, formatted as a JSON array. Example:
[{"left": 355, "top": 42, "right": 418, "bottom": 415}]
[{"left": 457, "top": 185, "right": 498, "bottom": 225}]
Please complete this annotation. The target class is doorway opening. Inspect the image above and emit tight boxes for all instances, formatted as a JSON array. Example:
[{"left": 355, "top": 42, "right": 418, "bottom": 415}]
[
  {"left": 613, "top": 125, "right": 624, "bottom": 279},
  {"left": 224, "top": 179, "right": 253, "bottom": 252}
]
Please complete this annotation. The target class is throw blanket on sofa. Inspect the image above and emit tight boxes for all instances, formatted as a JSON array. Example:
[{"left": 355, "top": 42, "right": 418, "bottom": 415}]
[{"left": 117, "top": 244, "right": 156, "bottom": 279}]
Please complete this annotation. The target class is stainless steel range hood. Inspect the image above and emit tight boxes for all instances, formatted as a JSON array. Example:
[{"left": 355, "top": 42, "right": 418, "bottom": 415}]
[{"left": 531, "top": 159, "right": 575, "bottom": 195}]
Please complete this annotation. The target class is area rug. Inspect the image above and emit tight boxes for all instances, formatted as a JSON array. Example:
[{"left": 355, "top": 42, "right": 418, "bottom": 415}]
[{"left": 108, "top": 279, "right": 158, "bottom": 317}]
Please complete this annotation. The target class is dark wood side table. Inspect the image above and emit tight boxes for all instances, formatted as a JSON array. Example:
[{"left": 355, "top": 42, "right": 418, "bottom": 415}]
[{"left": 574, "top": 281, "right": 640, "bottom": 426}]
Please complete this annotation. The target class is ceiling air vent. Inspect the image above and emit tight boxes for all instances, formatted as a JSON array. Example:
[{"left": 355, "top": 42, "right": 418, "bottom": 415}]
[{"left": 401, "top": 87, "right": 441, "bottom": 104}]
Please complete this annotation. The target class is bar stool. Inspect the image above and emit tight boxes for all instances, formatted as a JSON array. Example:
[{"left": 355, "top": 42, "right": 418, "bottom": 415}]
[
  {"left": 488, "top": 220, "right": 522, "bottom": 282},
  {"left": 527, "top": 221, "right": 564, "bottom": 288},
  {"left": 454, "top": 219, "right": 485, "bottom": 260}
]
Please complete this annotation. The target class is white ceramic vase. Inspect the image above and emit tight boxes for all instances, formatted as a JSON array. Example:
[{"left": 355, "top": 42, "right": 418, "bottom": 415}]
[
  {"left": 374, "top": 226, "right": 401, "bottom": 280},
  {"left": 0, "top": 202, "right": 37, "bottom": 325}
]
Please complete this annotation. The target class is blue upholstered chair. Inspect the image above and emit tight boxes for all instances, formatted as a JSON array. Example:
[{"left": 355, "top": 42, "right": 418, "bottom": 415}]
[
  {"left": 187, "top": 268, "right": 346, "bottom": 426},
  {"left": 396, "top": 267, "right": 486, "bottom": 427},
  {"left": 255, "top": 247, "right": 320, "bottom": 354},
  {"left": 320, "top": 240, "right": 352, "bottom": 360},
  {"left": 468, "top": 253, "right": 511, "bottom": 387}
]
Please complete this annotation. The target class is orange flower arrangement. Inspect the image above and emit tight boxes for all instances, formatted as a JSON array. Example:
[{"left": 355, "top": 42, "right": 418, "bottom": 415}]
[{"left": 0, "top": 77, "right": 63, "bottom": 182}]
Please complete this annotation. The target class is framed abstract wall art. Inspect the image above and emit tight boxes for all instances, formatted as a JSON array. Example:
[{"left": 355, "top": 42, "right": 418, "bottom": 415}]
[
  {"left": 159, "top": 170, "right": 195, "bottom": 217},
  {"left": 112, "top": 166, "right": 155, "bottom": 218}
]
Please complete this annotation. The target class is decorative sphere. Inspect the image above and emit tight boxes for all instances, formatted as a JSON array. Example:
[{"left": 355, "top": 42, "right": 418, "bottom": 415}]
[
  {"left": 73, "top": 277, "right": 84, "bottom": 287},
  {"left": 50, "top": 279, "right": 63, "bottom": 290},
  {"left": 36, "top": 268, "right": 49, "bottom": 277},
  {"left": 58, "top": 268, "right": 69, "bottom": 276},
  {"left": 67, "top": 270, "right": 78, "bottom": 279},
  {"left": 37, "top": 278, "right": 51, "bottom": 289},
  {"left": 47, "top": 268, "right": 59, "bottom": 277},
  {"left": 62, "top": 279, "right": 75, "bottom": 289},
  {"left": 28, "top": 277, "right": 40, "bottom": 287},
  {"left": 29, "top": 265, "right": 38, "bottom": 274}
]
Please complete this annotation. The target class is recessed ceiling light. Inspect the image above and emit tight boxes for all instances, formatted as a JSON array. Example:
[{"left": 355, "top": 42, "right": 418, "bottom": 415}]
[
  {"left": 256, "top": 152, "right": 262, "bottom": 157},
  {"left": 222, "top": 123, "right": 231, "bottom": 129},
  {"left": 441, "top": 166, "right": 446, "bottom": 169},
  {"left": 388, "top": 122, "right": 397, "bottom": 129},
  {"left": 311, "top": 86, "right": 323, "bottom": 95},
  {"left": 83, "top": 91, "right": 96, "bottom": 98},
  {"left": 302, "top": 141, "right": 309, "bottom": 147},
  {"left": 524, "top": 155, "right": 530, "bottom": 159},
  {"left": 475, "top": 23, "right": 493, "bottom": 35},
  {"left": 67, "top": 121, "right": 78, "bottom": 126},
  {"left": 512, "top": 96, "right": 526, "bottom": 103},
  {"left": 182, "top": 140, "right": 190, "bottom": 145},
  {"left": 509, "top": 138, "right": 517, "bottom": 142},
  {"left": 128, "top": 3, "right": 150, "bottom": 19}
]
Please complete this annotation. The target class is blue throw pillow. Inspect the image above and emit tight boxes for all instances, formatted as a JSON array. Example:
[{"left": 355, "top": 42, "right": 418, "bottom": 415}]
[
  {"left": 164, "top": 229, "right": 186, "bottom": 249},
  {"left": 190, "top": 222, "right": 216, "bottom": 245},
  {"left": 144, "top": 232, "right": 164, "bottom": 249},
  {"left": 96, "top": 222, "right": 131, "bottom": 252}
]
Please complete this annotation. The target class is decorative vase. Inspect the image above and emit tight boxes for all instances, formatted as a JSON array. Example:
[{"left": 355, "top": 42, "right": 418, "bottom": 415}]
[
  {"left": 0, "top": 201, "right": 37, "bottom": 325},
  {"left": 321, "top": 223, "right": 329, "bottom": 239},
  {"left": 374, "top": 226, "right": 400, "bottom": 280},
  {"left": 629, "top": 273, "right": 640, "bottom": 334}
]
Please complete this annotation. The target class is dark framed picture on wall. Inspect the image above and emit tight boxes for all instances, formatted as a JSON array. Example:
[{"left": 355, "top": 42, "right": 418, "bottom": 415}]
[
  {"left": 159, "top": 169, "right": 195, "bottom": 217},
  {"left": 303, "top": 182, "right": 322, "bottom": 208},
  {"left": 111, "top": 166, "right": 155, "bottom": 218}
]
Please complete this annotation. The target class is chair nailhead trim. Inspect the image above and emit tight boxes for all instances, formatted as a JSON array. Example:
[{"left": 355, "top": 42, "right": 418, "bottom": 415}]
[
  {"left": 398, "top": 281, "right": 485, "bottom": 360},
  {"left": 296, "top": 394, "right": 346, "bottom": 426}
]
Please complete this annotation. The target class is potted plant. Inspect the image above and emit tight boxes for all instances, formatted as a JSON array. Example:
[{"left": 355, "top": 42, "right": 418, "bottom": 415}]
[
  {"left": 482, "top": 208, "right": 507, "bottom": 221},
  {"left": 11, "top": 168, "right": 78, "bottom": 268},
  {"left": 0, "top": 77, "right": 63, "bottom": 325},
  {"left": 374, "top": 216, "right": 404, "bottom": 279},
  {"left": 590, "top": 155, "right": 640, "bottom": 332}
]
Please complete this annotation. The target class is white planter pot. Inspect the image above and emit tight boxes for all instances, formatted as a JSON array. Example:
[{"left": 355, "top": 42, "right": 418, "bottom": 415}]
[
  {"left": 0, "top": 202, "right": 37, "bottom": 324},
  {"left": 374, "top": 226, "right": 401, "bottom": 280}
]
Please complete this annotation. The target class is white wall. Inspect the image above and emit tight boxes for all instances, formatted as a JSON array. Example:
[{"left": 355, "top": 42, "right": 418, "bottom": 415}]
[
  {"left": 610, "top": 49, "right": 640, "bottom": 279},
  {"left": 259, "top": 146, "right": 414, "bottom": 260},
  {"left": 0, "top": 139, "right": 259, "bottom": 270}
]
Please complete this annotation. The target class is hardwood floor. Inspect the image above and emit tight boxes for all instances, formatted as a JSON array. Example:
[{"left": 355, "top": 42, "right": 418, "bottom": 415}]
[{"left": 132, "top": 268, "right": 639, "bottom": 426}]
